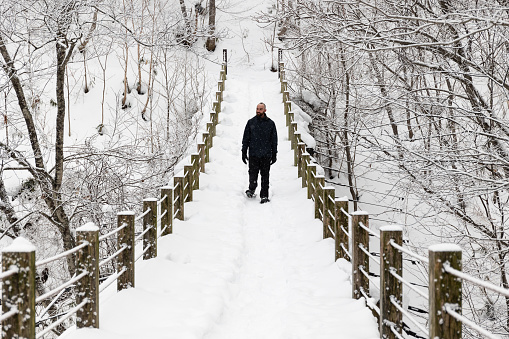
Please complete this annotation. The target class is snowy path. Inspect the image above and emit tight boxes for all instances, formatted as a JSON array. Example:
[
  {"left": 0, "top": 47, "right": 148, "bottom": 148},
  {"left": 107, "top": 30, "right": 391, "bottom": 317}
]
[{"left": 60, "top": 66, "right": 379, "bottom": 339}]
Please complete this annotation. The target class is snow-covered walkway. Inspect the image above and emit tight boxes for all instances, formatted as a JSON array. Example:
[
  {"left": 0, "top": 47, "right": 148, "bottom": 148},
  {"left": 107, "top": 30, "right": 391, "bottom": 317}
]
[{"left": 61, "top": 65, "right": 379, "bottom": 339}]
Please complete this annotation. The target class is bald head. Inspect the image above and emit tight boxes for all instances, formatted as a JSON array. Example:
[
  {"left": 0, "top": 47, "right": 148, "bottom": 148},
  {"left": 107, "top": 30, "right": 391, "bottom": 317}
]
[{"left": 256, "top": 103, "right": 266, "bottom": 118}]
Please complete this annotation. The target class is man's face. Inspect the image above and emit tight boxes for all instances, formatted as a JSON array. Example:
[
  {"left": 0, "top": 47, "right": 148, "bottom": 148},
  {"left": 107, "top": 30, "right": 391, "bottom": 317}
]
[{"left": 256, "top": 104, "right": 266, "bottom": 117}]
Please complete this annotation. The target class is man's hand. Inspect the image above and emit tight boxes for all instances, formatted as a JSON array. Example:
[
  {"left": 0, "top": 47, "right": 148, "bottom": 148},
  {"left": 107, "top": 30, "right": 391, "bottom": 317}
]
[
  {"left": 242, "top": 152, "right": 248, "bottom": 164},
  {"left": 271, "top": 154, "right": 277, "bottom": 165}
]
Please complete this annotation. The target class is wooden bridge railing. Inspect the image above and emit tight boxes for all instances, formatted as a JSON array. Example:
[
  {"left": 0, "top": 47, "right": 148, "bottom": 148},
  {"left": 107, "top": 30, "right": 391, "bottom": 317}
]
[
  {"left": 277, "top": 56, "right": 504, "bottom": 339},
  {"left": 0, "top": 63, "right": 228, "bottom": 338}
]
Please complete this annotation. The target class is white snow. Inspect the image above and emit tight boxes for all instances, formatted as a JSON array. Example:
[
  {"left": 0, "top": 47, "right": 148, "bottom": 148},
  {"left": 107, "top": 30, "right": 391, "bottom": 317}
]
[
  {"left": 379, "top": 225, "right": 403, "bottom": 232},
  {"left": 428, "top": 243, "right": 462, "bottom": 252},
  {"left": 3, "top": 237, "right": 36, "bottom": 252},
  {"left": 76, "top": 222, "right": 99, "bottom": 232},
  {"left": 117, "top": 211, "right": 136, "bottom": 216},
  {"left": 351, "top": 210, "right": 369, "bottom": 216}
]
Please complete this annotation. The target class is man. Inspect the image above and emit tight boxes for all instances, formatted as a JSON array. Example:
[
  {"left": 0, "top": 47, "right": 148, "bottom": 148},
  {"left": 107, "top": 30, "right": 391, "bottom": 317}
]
[{"left": 242, "top": 102, "right": 278, "bottom": 204}]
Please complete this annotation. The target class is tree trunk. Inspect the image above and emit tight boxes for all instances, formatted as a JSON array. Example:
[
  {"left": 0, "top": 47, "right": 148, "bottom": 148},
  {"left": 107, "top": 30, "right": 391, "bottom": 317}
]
[
  {"left": 179, "top": 0, "right": 193, "bottom": 45},
  {"left": 205, "top": 0, "right": 216, "bottom": 51},
  {"left": 341, "top": 49, "right": 358, "bottom": 210},
  {"left": 0, "top": 176, "right": 19, "bottom": 236}
]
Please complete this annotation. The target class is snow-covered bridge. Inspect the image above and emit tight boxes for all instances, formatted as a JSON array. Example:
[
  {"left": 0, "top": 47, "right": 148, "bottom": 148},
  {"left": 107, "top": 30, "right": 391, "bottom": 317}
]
[
  {"left": 4, "top": 58, "right": 503, "bottom": 339},
  {"left": 60, "top": 62, "right": 380, "bottom": 339},
  {"left": 2, "top": 63, "right": 384, "bottom": 339}
]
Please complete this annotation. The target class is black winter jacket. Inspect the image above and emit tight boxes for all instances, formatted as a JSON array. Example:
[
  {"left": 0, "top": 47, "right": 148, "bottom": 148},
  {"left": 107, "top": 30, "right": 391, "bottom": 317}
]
[{"left": 242, "top": 114, "right": 278, "bottom": 158}]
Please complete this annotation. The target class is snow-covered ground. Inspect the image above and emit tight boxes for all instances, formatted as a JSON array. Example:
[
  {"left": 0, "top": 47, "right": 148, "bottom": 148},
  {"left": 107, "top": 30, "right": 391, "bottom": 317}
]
[{"left": 59, "top": 60, "right": 380, "bottom": 339}]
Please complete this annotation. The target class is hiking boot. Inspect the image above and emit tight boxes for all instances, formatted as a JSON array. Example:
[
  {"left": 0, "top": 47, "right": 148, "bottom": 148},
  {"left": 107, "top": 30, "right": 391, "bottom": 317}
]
[
  {"left": 260, "top": 197, "right": 270, "bottom": 204},
  {"left": 245, "top": 189, "right": 255, "bottom": 198}
]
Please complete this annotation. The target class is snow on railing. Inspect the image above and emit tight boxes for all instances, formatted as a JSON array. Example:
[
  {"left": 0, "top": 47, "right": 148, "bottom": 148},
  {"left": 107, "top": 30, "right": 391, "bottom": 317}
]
[
  {"left": 1, "top": 62, "right": 228, "bottom": 338},
  {"left": 279, "top": 59, "right": 509, "bottom": 339}
]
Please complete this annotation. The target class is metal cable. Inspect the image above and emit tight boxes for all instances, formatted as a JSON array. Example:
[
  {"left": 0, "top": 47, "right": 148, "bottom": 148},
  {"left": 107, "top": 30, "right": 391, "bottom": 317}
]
[
  {"left": 35, "top": 299, "right": 89, "bottom": 338},
  {"left": 0, "top": 267, "right": 18, "bottom": 280},
  {"left": 340, "top": 243, "right": 351, "bottom": 258},
  {"left": 135, "top": 245, "right": 152, "bottom": 262},
  {"left": 134, "top": 207, "right": 151, "bottom": 222},
  {"left": 390, "top": 295, "right": 428, "bottom": 337},
  {"left": 99, "top": 267, "right": 127, "bottom": 293},
  {"left": 389, "top": 269, "right": 428, "bottom": 299},
  {"left": 0, "top": 307, "right": 18, "bottom": 322},
  {"left": 36, "top": 242, "right": 89, "bottom": 267},
  {"left": 134, "top": 225, "right": 153, "bottom": 243},
  {"left": 340, "top": 225, "right": 351, "bottom": 239},
  {"left": 99, "top": 244, "right": 128, "bottom": 268},
  {"left": 390, "top": 240, "right": 429, "bottom": 264},
  {"left": 359, "top": 244, "right": 381, "bottom": 265},
  {"left": 359, "top": 266, "right": 381, "bottom": 290},
  {"left": 444, "top": 264, "right": 509, "bottom": 298},
  {"left": 359, "top": 286, "right": 380, "bottom": 315},
  {"left": 99, "top": 223, "right": 127, "bottom": 242},
  {"left": 444, "top": 304, "right": 499, "bottom": 339},
  {"left": 358, "top": 221, "right": 380, "bottom": 239},
  {"left": 36, "top": 271, "right": 88, "bottom": 303}
]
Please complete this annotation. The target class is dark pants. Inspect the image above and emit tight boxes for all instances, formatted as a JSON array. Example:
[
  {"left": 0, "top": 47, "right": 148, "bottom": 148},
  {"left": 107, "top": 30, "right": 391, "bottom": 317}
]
[{"left": 248, "top": 156, "right": 271, "bottom": 198}]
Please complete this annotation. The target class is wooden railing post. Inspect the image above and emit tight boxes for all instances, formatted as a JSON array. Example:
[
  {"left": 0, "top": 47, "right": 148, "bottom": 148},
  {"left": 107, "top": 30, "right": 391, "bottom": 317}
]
[
  {"left": 184, "top": 165, "right": 193, "bottom": 202},
  {"left": 143, "top": 198, "right": 157, "bottom": 260},
  {"left": 294, "top": 133, "right": 301, "bottom": 167},
  {"left": 174, "top": 176, "right": 184, "bottom": 220},
  {"left": 280, "top": 71, "right": 286, "bottom": 84},
  {"left": 160, "top": 187, "right": 173, "bottom": 236},
  {"left": 198, "top": 143, "right": 206, "bottom": 173},
  {"left": 278, "top": 50, "right": 282, "bottom": 78},
  {"left": 307, "top": 163, "right": 316, "bottom": 199},
  {"left": 284, "top": 100, "right": 291, "bottom": 122},
  {"left": 302, "top": 153, "right": 310, "bottom": 187},
  {"left": 429, "top": 244, "right": 462, "bottom": 339},
  {"left": 210, "top": 112, "right": 218, "bottom": 134},
  {"left": 76, "top": 223, "right": 99, "bottom": 328},
  {"left": 334, "top": 197, "right": 349, "bottom": 261},
  {"left": 287, "top": 112, "right": 294, "bottom": 138},
  {"left": 223, "top": 49, "right": 228, "bottom": 73},
  {"left": 283, "top": 91, "right": 290, "bottom": 103},
  {"left": 191, "top": 154, "right": 200, "bottom": 190},
  {"left": 290, "top": 122, "right": 298, "bottom": 150},
  {"left": 206, "top": 122, "right": 214, "bottom": 147},
  {"left": 351, "top": 211, "right": 369, "bottom": 300},
  {"left": 203, "top": 132, "right": 210, "bottom": 163},
  {"left": 2, "top": 238, "right": 36, "bottom": 339},
  {"left": 216, "top": 91, "right": 222, "bottom": 103},
  {"left": 323, "top": 186, "right": 335, "bottom": 239},
  {"left": 213, "top": 101, "right": 221, "bottom": 114},
  {"left": 315, "top": 175, "right": 325, "bottom": 220},
  {"left": 380, "top": 226, "right": 403, "bottom": 338},
  {"left": 117, "top": 211, "right": 135, "bottom": 290}
]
